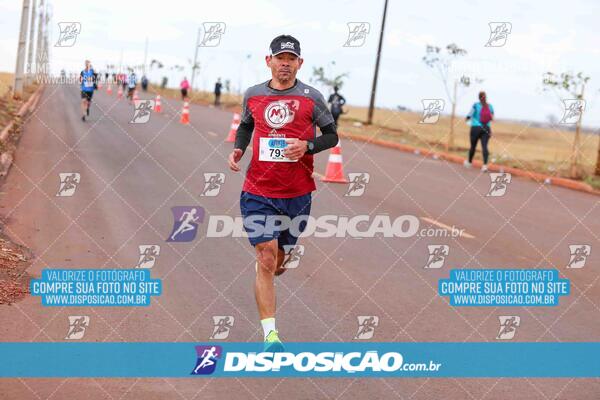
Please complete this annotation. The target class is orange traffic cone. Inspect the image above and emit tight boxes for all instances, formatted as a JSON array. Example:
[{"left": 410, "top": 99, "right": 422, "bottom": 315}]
[
  {"left": 117, "top": 86, "right": 123, "bottom": 99},
  {"left": 322, "top": 141, "right": 348, "bottom": 183},
  {"left": 180, "top": 101, "right": 190, "bottom": 124},
  {"left": 106, "top": 84, "right": 112, "bottom": 95},
  {"left": 154, "top": 95, "right": 162, "bottom": 113},
  {"left": 97, "top": 81, "right": 103, "bottom": 90},
  {"left": 226, "top": 113, "right": 240, "bottom": 142}
]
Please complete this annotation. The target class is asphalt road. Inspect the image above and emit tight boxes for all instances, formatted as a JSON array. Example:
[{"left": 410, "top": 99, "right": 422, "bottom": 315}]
[{"left": 0, "top": 83, "right": 599, "bottom": 399}]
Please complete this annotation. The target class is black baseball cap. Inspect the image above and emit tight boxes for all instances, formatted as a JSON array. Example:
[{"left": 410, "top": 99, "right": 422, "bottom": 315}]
[{"left": 269, "top": 35, "right": 301, "bottom": 57}]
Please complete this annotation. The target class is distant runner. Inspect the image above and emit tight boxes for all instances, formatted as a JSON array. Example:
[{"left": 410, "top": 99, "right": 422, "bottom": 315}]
[
  {"left": 228, "top": 35, "right": 338, "bottom": 351},
  {"left": 127, "top": 72, "right": 137, "bottom": 102},
  {"left": 328, "top": 85, "right": 346, "bottom": 126},
  {"left": 465, "top": 91, "right": 494, "bottom": 172},
  {"left": 79, "top": 60, "right": 97, "bottom": 122}
]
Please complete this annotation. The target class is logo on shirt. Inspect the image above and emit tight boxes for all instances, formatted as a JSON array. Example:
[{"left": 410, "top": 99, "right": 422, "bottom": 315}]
[{"left": 263, "top": 100, "right": 299, "bottom": 129}]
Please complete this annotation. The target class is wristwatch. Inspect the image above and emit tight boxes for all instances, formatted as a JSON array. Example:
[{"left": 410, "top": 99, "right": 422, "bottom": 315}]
[{"left": 307, "top": 141, "right": 315, "bottom": 153}]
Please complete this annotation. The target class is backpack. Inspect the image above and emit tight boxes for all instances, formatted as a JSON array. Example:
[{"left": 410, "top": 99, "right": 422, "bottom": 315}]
[{"left": 480, "top": 104, "right": 492, "bottom": 124}]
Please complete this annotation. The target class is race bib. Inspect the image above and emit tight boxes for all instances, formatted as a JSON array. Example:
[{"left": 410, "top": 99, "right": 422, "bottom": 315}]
[
  {"left": 83, "top": 79, "right": 93, "bottom": 88},
  {"left": 258, "top": 137, "right": 297, "bottom": 162}
]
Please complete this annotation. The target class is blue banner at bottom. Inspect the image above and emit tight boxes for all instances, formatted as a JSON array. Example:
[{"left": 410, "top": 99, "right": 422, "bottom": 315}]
[{"left": 1, "top": 342, "right": 599, "bottom": 378}]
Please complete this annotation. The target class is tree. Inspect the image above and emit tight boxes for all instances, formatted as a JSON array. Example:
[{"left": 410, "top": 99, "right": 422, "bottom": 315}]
[
  {"left": 311, "top": 62, "right": 348, "bottom": 91},
  {"left": 422, "top": 43, "right": 472, "bottom": 151},
  {"left": 149, "top": 59, "right": 164, "bottom": 69},
  {"left": 542, "top": 71, "right": 590, "bottom": 178}
]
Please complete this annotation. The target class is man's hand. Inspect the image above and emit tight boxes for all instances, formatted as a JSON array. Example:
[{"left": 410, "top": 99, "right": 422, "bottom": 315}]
[
  {"left": 228, "top": 148, "right": 244, "bottom": 172},
  {"left": 284, "top": 138, "right": 308, "bottom": 161}
]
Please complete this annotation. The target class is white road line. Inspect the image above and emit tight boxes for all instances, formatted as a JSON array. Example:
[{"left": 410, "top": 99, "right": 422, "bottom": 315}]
[
  {"left": 420, "top": 216, "right": 475, "bottom": 239},
  {"left": 207, "top": 131, "right": 218, "bottom": 137}
]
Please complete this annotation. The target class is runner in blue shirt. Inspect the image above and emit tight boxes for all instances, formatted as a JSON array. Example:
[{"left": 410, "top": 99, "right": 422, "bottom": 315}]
[{"left": 79, "top": 60, "right": 97, "bottom": 122}]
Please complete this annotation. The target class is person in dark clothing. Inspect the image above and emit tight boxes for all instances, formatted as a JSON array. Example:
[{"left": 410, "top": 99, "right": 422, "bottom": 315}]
[
  {"left": 214, "top": 78, "right": 223, "bottom": 106},
  {"left": 141, "top": 75, "right": 149, "bottom": 92},
  {"left": 465, "top": 91, "right": 494, "bottom": 172},
  {"left": 327, "top": 86, "right": 346, "bottom": 126}
]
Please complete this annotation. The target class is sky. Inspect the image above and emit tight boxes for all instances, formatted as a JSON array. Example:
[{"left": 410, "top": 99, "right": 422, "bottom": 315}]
[{"left": 1, "top": 0, "right": 600, "bottom": 127}]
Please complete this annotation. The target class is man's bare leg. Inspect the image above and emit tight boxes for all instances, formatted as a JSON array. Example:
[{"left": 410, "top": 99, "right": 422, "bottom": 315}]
[
  {"left": 81, "top": 99, "right": 88, "bottom": 118},
  {"left": 255, "top": 239, "right": 278, "bottom": 320}
]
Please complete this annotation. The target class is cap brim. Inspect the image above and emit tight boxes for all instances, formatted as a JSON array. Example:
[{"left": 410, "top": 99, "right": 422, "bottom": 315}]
[{"left": 271, "top": 50, "right": 301, "bottom": 57}]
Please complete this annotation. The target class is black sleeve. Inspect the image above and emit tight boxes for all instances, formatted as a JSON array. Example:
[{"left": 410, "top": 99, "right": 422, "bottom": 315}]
[
  {"left": 306, "top": 122, "right": 338, "bottom": 155},
  {"left": 234, "top": 119, "right": 254, "bottom": 154},
  {"left": 340, "top": 95, "right": 346, "bottom": 106},
  {"left": 235, "top": 90, "right": 255, "bottom": 153}
]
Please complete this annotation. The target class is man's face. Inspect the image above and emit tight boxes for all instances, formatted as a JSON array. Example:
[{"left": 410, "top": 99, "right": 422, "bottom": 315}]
[{"left": 266, "top": 52, "right": 303, "bottom": 83}]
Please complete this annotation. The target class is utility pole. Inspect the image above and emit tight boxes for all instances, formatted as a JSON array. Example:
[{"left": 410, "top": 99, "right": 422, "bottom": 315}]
[
  {"left": 190, "top": 27, "right": 201, "bottom": 90},
  {"left": 26, "top": 0, "right": 36, "bottom": 84},
  {"left": 13, "top": 0, "right": 31, "bottom": 98},
  {"left": 367, "top": 0, "right": 388, "bottom": 125},
  {"left": 35, "top": 0, "right": 44, "bottom": 77},
  {"left": 143, "top": 37, "right": 148, "bottom": 75},
  {"left": 42, "top": 2, "right": 50, "bottom": 78}
]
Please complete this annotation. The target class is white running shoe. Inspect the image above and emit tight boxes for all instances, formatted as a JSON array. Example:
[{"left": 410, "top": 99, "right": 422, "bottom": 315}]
[
  {"left": 481, "top": 164, "right": 488, "bottom": 172},
  {"left": 463, "top": 160, "right": 472, "bottom": 168}
]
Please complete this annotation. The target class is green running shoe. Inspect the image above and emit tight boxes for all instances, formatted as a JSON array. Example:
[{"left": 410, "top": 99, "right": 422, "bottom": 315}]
[{"left": 264, "top": 330, "right": 285, "bottom": 352}]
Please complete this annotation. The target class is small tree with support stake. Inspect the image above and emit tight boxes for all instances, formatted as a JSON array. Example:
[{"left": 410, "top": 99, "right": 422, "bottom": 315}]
[
  {"left": 542, "top": 71, "right": 590, "bottom": 178},
  {"left": 422, "top": 43, "right": 472, "bottom": 152}
]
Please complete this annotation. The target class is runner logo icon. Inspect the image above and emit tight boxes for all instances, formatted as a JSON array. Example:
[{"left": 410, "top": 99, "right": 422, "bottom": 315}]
[{"left": 192, "top": 345, "right": 222, "bottom": 375}]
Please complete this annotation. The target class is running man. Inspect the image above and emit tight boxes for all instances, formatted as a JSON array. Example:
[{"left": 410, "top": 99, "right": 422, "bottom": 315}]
[
  {"left": 79, "top": 60, "right": 97, "bottom": 122},
  {"left": 328, "top": 85, "right": 346, "bottom": 126},
  {"left": 127, "top": 72, "right": 137, "bottom": 103},
  {"left": 228, "top": 35, "right": 338, "bottom": 350},
  {"left": 465, "top": 91, "right": 494, "bottom": 172}
]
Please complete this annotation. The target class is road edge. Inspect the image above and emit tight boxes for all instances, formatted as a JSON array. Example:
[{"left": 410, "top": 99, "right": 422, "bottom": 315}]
[
  {"left": 338, "top": 131, "right": 600, "bottom": 197},
  {"left": 0, "top": 85, "right": 45, "bottom": 177}
]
